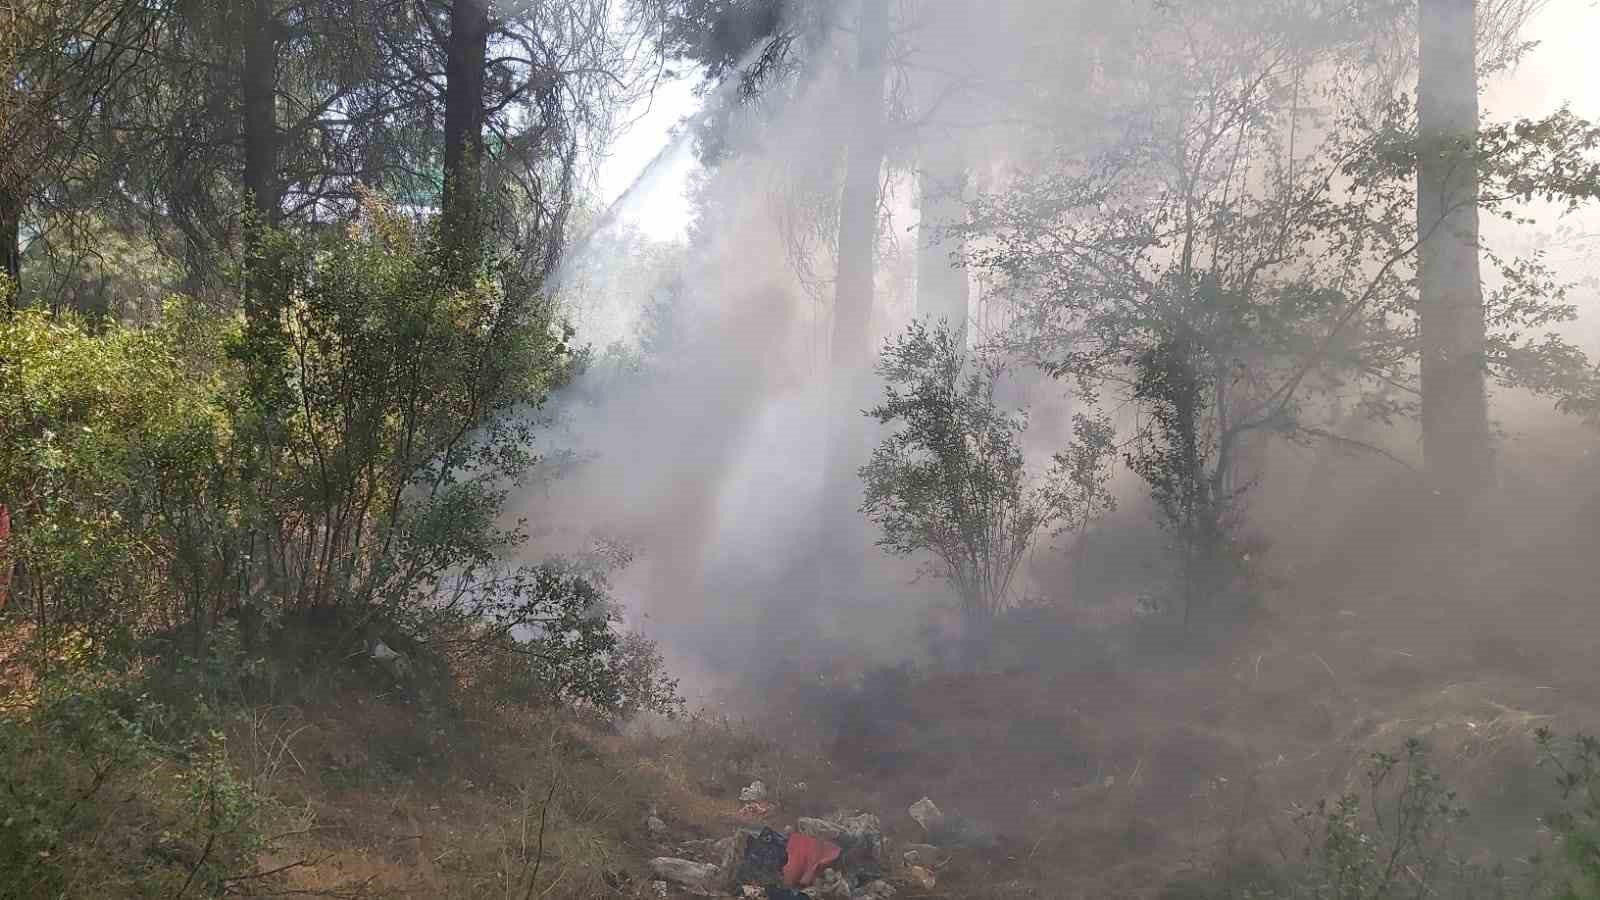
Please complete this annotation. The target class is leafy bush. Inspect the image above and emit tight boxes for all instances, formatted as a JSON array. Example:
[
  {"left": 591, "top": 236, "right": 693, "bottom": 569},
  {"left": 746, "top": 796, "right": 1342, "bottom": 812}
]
[
  {"left": 464, "top": 562, "right": 682, "bottom": 717},
  {"left": 1291, "top": 739, "right": 1472, "bottom": 898},
  {"left": 1264, "top": 739, "right": 1539, "bottom": 900},
  {"left": 1537, "top": 728, "right": 1600, "bottom": 898},
  {"left": 860, "top": 319, "right": 1115, "bottom": 621},
  {"left": 0, "top": 661, "right": 269, "bottom": 898},
  {"left": 1168, "top": 731, "right": 1600, "bottom": 900},
  {"left": 230, "top": 198, "right": 573, "bottom": 628},
  {"left": 2, "top": 195, "right": 678, "bottom": 721},
  {"left": 1168, "top": 739, "right": 1546, "bottom": 899},
  {"left": 0, "top": 303, "right": 235, "bottom": 648}
]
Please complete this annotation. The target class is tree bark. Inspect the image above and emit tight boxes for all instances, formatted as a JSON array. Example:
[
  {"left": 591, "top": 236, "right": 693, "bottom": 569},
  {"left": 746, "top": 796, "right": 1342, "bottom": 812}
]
[
  {"left": 442, "top": 0, "right": 490, "bottom": 261},
  {"left": 821, "top": 0, "right": 889, "bottom": 508},
  {"left": 1417, "top": 0, "right": 1492, "bottom": 495},
  {"left": 829, "top": 0, "right": 889, "bottom": 377},
  {"left": 0, "top": 185, "right": 19, "bottom": 297},
  {"left": 815, "top": 0, "right": 890, "bottom": 602},
  {"left": 916, "top": 147, "right": 969, "bottom": 344},
  {"left": 242, "top": 0, "right": 278, "bottom": 224}
]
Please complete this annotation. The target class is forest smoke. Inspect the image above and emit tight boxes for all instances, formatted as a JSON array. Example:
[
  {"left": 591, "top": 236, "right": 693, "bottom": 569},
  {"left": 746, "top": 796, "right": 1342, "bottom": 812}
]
[{"left": 520, "top": 0, "right": 1600, "bottom": 703}]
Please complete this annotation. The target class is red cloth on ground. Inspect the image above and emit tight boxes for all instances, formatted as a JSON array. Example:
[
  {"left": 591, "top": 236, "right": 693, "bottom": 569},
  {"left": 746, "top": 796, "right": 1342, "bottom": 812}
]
[{"left": 782, "top": 832, "right": 841, "bottom": 887}]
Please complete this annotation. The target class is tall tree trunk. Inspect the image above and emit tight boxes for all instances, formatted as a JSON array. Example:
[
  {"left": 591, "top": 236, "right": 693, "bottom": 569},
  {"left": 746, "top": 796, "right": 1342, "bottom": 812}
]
[
  {"left": 442, "top": 0, "right": 490, "bottom": 263},
  {"left": 916, "top": 147, "right": 969, "bottom": 344},
  {"left": 821, "top": 0, "right": 889, "bottom": 510},
  {"left": 815, "top": 0, "right": 890, "bottom": 603},
  {"left": 242, "top": 0, "right": 278, "bottom": 225},
  {"left": 0, "top": 185, "right": 19, "bottom": 299},
  {"left": 233, "top": 0, "right": 280, "bottom": 660},
  {"left": 1417, "top": 0, "right": 1491, "bottom": 496},
  {"left": 829, "top": 0, "right": 889, "bottom": 377}
]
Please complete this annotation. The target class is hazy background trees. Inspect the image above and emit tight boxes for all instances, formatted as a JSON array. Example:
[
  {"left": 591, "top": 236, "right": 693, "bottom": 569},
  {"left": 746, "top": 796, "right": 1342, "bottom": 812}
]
[{"left": 4, "top": 0, "right": 1600, "bottom": 895}]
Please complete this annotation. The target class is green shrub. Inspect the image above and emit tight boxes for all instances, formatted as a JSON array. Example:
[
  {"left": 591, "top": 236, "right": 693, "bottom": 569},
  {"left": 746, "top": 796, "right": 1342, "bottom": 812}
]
[
  {"left": 230, "top": 201, "right": 562, "bottom": 605},
  {"left": 461, "top": 562, "right": 682, "bottom": 718},
  {"left": 1167, "top": 739, "right": 1547, "bottom": 900},
  {"left": 1537, "top": 728, "right": 1600, "bottom": 898},
  {"left": 1285, "top": 739, "right": 1539, "bottom": 899},
  {"left": 860, "top": 319, "right": 1115, "bottom": 621},
  {"left": 0, "top": 662, "right": 270, "bottom": 899},
  {"left": 3, "top": 193, "right": 676, "bottom": 727},
  {"left": 0, "top": 302, "right": 236, "bottom": 649}
]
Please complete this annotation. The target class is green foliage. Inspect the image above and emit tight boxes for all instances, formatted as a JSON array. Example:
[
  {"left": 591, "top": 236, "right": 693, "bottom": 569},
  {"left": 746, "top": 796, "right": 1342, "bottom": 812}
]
[
  {"left": 469, "top": 562, "right": 682, "bottom": 717},
  {"left": 16, "top": 212, "right": 184, "bottom": 321},
  {"left": 1292, "top": 740, "right": 1469, "bottom": 898},
  {"left": 0, "top": 662, "right": 269, "bottom": 899},
  {"left": 3, "top": 194, "right": 678, "bottom": 720},
  {"left": 1347, "top": 100, "right": 1600, "bottom": 424},
  {"left": 230, "top": 197, "right": 573, "bottom": 624},
  {"left": 1537, "top": 728, "right": 1600, "bottom": 898},
  {"left": 634, "top": 0, "right": 835, "bottom": 162},
  {"left": 1171, "top": 737, "right": 1596, "bottom": 900},
  {"left": 1279, "top": 739, "right": 1539, "bottom": 900},
  {"left": 1128, "top": 336, "right": 1252, "bottom": 624},
  {"left": 860, "top": 319, "right": 1115, "bottom": 619},
  {"left": 0, "top": 668, "right": 156, "bottom": 897},
  {"left": 642, "top": 0, "right": 790, "bottom": 81},
  {"left": 965, "top": 10, "right": 1600, "bottom": 622},
  {"left": 0, "top": 302, "right": 235, "bottom": 645}
]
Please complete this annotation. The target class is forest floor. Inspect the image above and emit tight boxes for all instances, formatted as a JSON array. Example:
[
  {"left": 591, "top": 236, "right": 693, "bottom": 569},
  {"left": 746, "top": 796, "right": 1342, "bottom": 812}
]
[
  {"left": 202, "top": 557, "right": 1597, "bottom": 899},
  {"left": 5, "top": 434, "right": 1598, "bottom": 898},
  {"left": 191, "top": 516, "right": 1600, "bottom": 898}
]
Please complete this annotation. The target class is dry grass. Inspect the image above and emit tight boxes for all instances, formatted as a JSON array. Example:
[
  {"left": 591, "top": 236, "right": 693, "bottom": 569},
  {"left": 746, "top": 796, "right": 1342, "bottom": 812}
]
[
  {"left": 4, "top": 583, "right": 1591, "bottom": 900},
  {"left": 206, "top": 690, "right": 674, "bottom": 899},
  {"left": 7, "top": 424, "right": 1599, "bottom": 898}
]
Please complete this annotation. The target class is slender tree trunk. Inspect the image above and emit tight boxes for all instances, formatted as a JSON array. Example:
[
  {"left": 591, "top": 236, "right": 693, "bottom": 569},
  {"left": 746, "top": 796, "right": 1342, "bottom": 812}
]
[
  {"left": 242, "top": 0, "right": 278, "bottom": 225},
  {"left": 829, "top": 0, "right": 889, "bottom": 377},
  {"left": 814, "top": 0, "right": 890, "bottom": 605},
  {"left": 0, "top": 185, "right": 19, "bottom": 299},
  {"left": 817, "top": 0, "right": 890, "bottom": 585},
  {"left": 1417, "top": 0, "right": 1492, "bottom": 496},
  {"left": 442, "top": 0, "right": 490, "bottom": 263},
  {"left": 232, "top": 0, "right": 279, "bottom": 660},
  {"left": 916, "top": 147, "right": 969, "bottom": 344},
  {"left": 824, "top": 0, "right": 889, "bottom": 463}
]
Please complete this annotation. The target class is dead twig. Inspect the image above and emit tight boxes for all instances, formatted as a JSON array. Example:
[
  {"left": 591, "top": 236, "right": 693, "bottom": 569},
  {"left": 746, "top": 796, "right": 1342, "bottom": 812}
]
[
  {"left": 225, "top": 855, "right": 323, "bottom": 884},
  {"left": 1311, "top": 652, "right": 1336, "bottom": 680},
  {"left": 520, "top": 771, "right": 560, "bottom": 900},
  {"left": 176, "top": 777, "right": 222, "bottom": 900}
]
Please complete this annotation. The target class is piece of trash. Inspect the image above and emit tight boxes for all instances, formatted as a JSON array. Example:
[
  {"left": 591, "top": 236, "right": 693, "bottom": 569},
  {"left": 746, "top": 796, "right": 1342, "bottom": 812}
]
[
  {"left": 737, "top": 800, "right": 774, "bottom": 819},
  {"left": 739, "top": 780, "right": 768, "bottom": 803},
  {"left": 648, "top": 858, "right": 721, "bottom": 895},
  {"left": 730, "top": 827, "right": 788, "bottom": 886},
  {"left": 909, "top": 797, "right": 945, "bottom": 834},
  {"left": 813, "top": 867, "right": 852, "bottom": 899},
  {"left": 783, "top": 832, "right": 842, "bottom": 888}
]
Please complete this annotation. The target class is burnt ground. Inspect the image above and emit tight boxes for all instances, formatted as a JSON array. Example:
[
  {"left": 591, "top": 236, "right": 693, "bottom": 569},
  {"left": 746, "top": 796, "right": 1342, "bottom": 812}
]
[{"left": 639, "top": 420, "right": 1600, "bottom": 898}]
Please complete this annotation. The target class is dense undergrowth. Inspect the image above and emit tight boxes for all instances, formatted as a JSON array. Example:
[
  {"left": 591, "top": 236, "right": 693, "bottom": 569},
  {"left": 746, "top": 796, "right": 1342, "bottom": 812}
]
[{"left": 0, "top": 202, "right": 686, "bottom": 898}]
